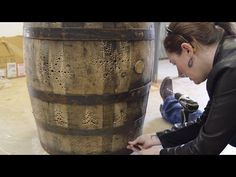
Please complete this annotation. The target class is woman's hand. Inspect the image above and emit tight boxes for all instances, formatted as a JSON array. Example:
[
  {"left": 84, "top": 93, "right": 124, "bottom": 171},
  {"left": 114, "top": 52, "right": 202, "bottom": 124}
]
[
  {"left": 136, "top": 145, "right": 163, "bottom": 155},
  {"left": 127, "top": 133, "right": 161, "bottom": 152}
]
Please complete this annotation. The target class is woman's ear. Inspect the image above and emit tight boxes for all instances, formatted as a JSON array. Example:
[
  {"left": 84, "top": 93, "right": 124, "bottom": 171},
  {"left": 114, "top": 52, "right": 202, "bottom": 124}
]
[{"left": 181, "top": 43, "right": 193, "bottom": 54}]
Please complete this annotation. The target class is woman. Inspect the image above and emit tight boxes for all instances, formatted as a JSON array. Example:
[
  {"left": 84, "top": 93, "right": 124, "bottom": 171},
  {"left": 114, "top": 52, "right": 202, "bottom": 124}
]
[{"left": 127, "top": 22, "right": 236, "bottom": 155}]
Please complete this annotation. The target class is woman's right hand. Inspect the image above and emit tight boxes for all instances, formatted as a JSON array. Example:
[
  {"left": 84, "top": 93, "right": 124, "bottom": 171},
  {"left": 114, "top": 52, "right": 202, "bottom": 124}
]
[{"left": 127, "top": 133, "right": 161, "bottom": 152}]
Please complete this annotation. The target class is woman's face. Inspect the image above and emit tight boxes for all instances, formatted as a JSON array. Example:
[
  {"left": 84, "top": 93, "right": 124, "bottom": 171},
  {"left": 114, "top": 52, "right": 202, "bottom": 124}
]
[{"left": 166, "top": 43, "right": 207, "bottom": 84}]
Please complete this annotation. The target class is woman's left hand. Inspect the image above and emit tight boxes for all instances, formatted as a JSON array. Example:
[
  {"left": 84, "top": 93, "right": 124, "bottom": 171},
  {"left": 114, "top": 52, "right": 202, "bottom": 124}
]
[{"left": 131, "top": 145, "right": 163, "bottom": 155}]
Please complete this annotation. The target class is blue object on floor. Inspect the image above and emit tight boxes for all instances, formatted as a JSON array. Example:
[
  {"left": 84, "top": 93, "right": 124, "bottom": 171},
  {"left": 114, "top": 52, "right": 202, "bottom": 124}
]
[{"left": 160, "top": 95, "right": 203, "bottom": 124}]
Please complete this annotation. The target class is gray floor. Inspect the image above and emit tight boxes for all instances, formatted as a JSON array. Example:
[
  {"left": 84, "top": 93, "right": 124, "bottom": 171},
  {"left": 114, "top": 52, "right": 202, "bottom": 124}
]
[{"left": 0, "top": 59, "right": 235, "bottom": 154}]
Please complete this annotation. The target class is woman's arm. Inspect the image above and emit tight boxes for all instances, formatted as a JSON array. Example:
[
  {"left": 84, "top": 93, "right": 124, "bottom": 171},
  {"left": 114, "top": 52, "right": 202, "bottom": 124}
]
[
  {"left": 160, "top": 69, "right": 236, "bottom": 154},
  {"left": 156, "top": 101, "right": 210, "bottom": 148}
]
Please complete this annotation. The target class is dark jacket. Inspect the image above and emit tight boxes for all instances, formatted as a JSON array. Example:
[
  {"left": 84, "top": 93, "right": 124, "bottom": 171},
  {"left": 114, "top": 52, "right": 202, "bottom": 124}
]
[{"left": 157, "top": 35, "right": 236, "bottom": 155}]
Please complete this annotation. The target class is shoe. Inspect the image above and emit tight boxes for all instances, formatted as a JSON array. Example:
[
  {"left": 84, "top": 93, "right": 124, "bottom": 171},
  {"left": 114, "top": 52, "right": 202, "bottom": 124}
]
[{"left": 160, "top": 76, "right": 173, "bottom": 101}]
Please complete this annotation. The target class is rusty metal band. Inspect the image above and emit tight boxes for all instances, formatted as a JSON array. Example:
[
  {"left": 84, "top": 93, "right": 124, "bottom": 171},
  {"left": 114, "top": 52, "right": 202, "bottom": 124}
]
[
  {"left": 40, "top": 141, "right": 133, "bottom": 155},
  {"left": 35, "top": 115, "right": 144, "bottom": 136},
  {"left": 28, "top": 82, "right": 151, "bottom": 105},
  {"left": 23, "top": 27, "right": 155, "bottom": 41}
]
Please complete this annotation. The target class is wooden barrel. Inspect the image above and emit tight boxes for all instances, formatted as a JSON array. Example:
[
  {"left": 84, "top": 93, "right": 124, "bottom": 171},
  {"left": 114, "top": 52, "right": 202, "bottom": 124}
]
[{"left": 23, "top": 22, "right": 155, "bottom": 154}]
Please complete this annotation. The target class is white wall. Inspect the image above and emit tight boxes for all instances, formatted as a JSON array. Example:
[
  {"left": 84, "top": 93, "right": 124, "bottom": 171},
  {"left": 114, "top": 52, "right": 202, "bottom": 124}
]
[{"left": 0, "top": 22, "right": 23, "bottom": 37}]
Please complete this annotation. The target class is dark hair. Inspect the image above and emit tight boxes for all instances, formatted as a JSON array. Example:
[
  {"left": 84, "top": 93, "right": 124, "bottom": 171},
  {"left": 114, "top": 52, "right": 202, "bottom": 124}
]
[{"left": 164, "top": 22, "right": 235, "bottom": 55}]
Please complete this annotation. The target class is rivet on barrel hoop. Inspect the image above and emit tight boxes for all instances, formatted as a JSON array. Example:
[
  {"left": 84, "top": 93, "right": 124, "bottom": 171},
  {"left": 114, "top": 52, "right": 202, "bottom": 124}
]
[{"left": 135, "top": 31, "right": 144, "bottom": 39}]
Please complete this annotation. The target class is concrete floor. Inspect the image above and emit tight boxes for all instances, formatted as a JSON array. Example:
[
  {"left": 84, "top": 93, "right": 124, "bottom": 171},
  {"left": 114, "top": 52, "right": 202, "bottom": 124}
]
[{"left": 0, "top": 59, "right": 235, "bottom": 155}]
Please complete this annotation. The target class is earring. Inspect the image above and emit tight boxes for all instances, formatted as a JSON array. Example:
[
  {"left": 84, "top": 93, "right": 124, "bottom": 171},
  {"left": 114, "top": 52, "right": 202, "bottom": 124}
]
[{"left": 188, "top": 58, "right": 193, "bottom": 68}]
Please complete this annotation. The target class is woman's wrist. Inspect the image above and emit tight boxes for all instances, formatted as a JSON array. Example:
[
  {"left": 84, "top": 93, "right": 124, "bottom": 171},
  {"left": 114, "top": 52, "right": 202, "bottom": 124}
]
[{"left": 150, "top": 134, "right": 161, "bottom": 145}]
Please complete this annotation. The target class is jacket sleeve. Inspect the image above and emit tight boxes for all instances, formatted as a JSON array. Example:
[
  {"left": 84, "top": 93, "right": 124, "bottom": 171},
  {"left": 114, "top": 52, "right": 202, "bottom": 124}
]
[
  {"left": 159, "top": 69, "right": 236, "bottom": 155},
  {"left": 156, "top": 101, "right": 210, "bottom": 148}
]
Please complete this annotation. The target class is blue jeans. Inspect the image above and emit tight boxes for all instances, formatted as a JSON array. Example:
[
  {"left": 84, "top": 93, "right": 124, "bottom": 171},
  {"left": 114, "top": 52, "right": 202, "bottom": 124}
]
[{"left": 160, "top": 95, "right": 203, "bottom": 124}]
